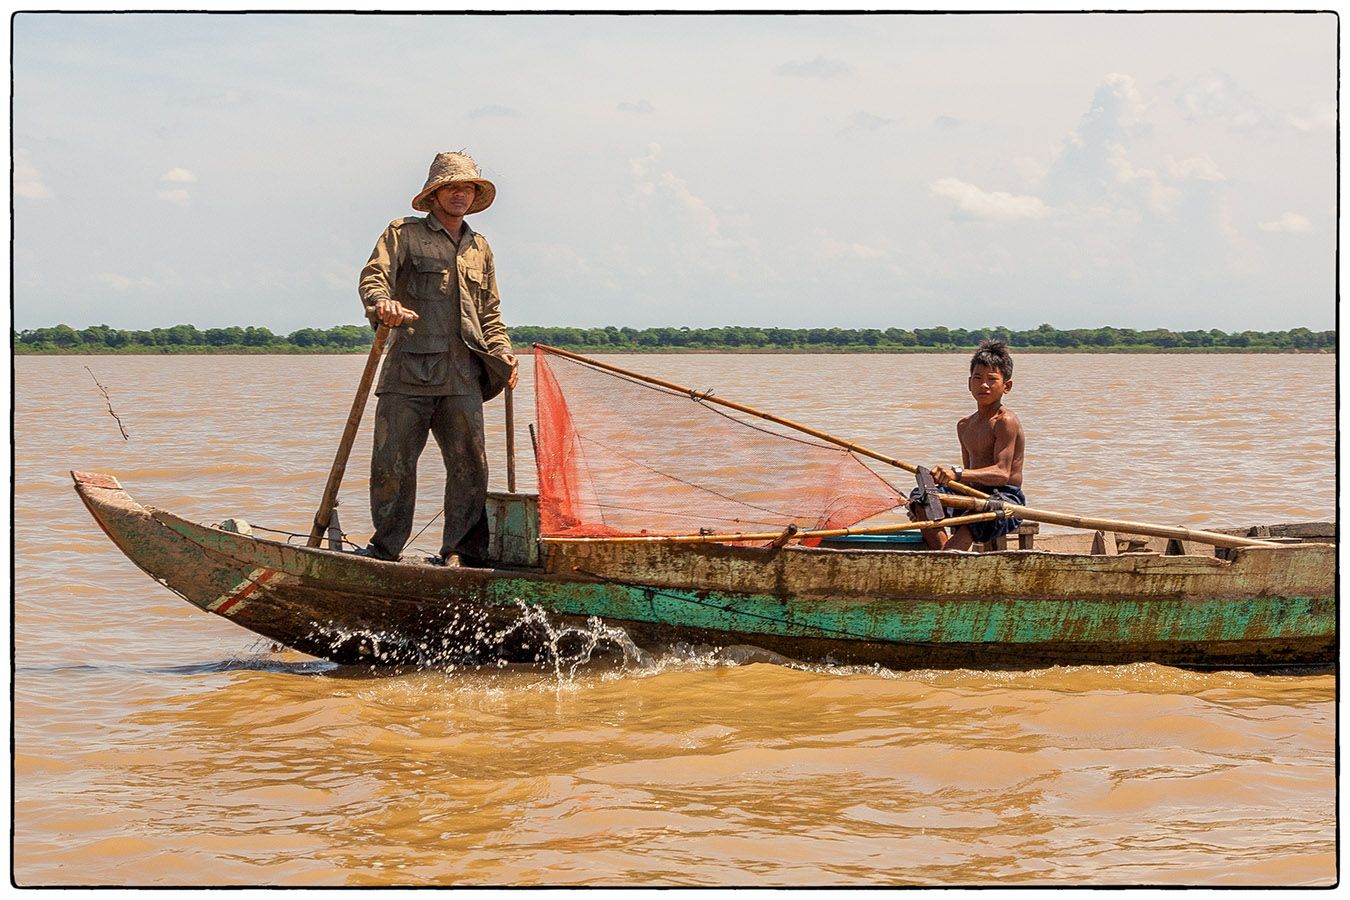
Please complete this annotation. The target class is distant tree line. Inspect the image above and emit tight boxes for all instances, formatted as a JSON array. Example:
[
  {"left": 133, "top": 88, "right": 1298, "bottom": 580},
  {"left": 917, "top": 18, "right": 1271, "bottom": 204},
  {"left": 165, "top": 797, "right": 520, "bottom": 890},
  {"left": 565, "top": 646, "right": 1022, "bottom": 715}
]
[
  {"left": 511, "top": 324, "right": 1335, "bottom": 351},
  {"left": 12, "top": 323, "right": 373, "bottom": 353},
  {"left": 12, "top": 322, "right": 1336, "bottom": 353}
]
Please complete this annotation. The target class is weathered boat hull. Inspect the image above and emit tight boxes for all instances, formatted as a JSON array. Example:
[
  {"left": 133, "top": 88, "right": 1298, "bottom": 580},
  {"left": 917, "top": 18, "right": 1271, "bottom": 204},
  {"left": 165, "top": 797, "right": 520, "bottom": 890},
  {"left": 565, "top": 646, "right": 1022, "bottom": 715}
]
[{"left": 72, "top": 471, "right": 1336, "bottom": 671}]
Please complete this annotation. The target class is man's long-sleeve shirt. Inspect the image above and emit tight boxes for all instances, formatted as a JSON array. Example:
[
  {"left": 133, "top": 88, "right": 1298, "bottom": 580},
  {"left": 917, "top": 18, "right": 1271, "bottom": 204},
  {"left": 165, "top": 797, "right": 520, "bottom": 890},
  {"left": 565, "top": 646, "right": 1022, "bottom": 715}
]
[{"left": 358, "top": 213, "right": 512, "bottom": 397}]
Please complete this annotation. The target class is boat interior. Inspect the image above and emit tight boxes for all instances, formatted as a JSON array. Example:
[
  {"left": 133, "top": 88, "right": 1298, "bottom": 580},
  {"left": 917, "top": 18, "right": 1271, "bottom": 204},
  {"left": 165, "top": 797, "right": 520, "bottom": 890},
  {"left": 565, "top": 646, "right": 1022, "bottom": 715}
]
[{"left": 481, "top": 491, "right": 1335, "bottom": 570}]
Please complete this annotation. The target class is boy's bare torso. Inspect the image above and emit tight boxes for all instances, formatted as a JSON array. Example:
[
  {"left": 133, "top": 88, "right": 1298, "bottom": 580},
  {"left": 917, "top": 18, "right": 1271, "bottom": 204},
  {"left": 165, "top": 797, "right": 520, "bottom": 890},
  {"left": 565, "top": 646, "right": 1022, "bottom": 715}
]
[{"left": 957, "top": 406, "right": 1024, "bottom": 488}]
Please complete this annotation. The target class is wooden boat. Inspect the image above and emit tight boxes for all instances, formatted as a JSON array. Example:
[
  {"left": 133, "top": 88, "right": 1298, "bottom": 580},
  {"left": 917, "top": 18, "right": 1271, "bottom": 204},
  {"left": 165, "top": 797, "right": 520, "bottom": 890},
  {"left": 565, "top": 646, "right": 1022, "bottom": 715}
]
[{"left": 72, "top": 470, "right": 1335, "bottom": 671}]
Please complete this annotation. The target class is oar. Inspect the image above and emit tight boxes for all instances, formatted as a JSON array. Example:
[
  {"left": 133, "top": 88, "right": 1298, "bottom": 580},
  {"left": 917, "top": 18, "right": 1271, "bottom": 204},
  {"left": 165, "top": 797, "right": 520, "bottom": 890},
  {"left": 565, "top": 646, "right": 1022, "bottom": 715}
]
[
  {"left": 935, "top": 494, "right": 1278, "bottom": 550},
  {"left": 307, "top": 316, "right": 415, "bottom": 548},
  {"left": 540, "top": 512, "right": 1001, "bottom": 545},
  {"left": 533, "top": 343, "right": 989, "bottom": 499}
]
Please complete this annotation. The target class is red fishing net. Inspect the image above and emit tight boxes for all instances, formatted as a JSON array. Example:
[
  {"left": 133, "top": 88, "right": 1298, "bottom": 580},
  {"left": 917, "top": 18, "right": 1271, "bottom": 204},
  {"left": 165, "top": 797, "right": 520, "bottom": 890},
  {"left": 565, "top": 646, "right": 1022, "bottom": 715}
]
[{"left": 533, "top": 347, "right": 906, "bottom": 540}]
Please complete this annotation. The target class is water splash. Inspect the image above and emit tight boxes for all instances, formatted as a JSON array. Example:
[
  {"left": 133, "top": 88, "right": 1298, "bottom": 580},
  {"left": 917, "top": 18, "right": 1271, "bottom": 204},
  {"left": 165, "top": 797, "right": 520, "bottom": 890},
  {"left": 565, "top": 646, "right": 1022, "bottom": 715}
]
[
  {"left": 305, "top": 621, "right": 426, "bottom": 668},
  {"left": 297, "top": 599, "right": 651, "bottom": 683},
  {"left": 494, "top": 600, "right": 653, "bottom": 684}
]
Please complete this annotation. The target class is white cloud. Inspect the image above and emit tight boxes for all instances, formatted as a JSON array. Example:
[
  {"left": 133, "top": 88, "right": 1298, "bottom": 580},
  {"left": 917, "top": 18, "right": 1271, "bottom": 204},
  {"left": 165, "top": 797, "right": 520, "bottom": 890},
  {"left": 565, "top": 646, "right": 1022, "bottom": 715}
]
[
  {"left": 621, "top": 143, "right": 757, "bottom": 285},
  {"left": 1175, "top": 71, "right": 1263, "bottom": 128},
  {"left": 821, "top": 238, "right": 887, "bottom": 260},
  {"left": 628, "top": 145, "right": 723, "bottom": 244},
  {"left": 774, "top": 56, "right": 850, "bottom": 79},
  {"left": 14, "top": 149, "right": 52, "bottom": 199},
  {"left": 1041, "top": 74, "right": 1153, "bottom": 207},
  {"left": 1167, "top": 154, "right": 1226, "bottom": 182},
  {"left": 1258, "top": 212, "right": 1312, "bottom": 233},
  {"left": 656, "top": 172, "right": 723, "bottom": 243},
  {"left": 629, "top": 143, "right": 659, "bottom": 184},
  {"left": 1070, "top": 72, "right": 1147, "bottom": 147},
  {"left": 931, "top": 177, "right": 1049, "bottom": 221},
  {"left": 1108, "top": 146, "right": 1179, "bottom": 214},
  {"left": 1287, "top": 106, "right": 1334, "bottom": 132},
  {"left": 618, "top": 99, "right": 654, "bottom": 113},
  {"left": 1177, "top": 72, "right": 1235, "bottom": 119},
  {"left": 838, "top": 111, "right": 893, "bottom": 136},
  {"left": 1042, "top": 76, "right": 1232, "bottom": 220},
  {"left": 1102, "top": 73, "right": 1148, "bottom": 124},
  {"left": 96, "top": 272, "right": 156, "bottom": 291},
  {"left": 1106, "top": 147, "right": 1150, "bottom": 184},
  {"left": 467, "top": 105, "right": 518, "bottom": 118},
  {"left": 158, "top": 169, "right": 194, "bottom": 205}
]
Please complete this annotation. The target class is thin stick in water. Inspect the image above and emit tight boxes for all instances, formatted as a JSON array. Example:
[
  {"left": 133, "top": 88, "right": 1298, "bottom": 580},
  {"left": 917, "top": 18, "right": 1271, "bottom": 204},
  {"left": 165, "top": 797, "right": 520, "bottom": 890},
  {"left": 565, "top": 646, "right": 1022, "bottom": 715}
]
[{"left": 85, "top": 366, "right": 129, "bottom": 441}]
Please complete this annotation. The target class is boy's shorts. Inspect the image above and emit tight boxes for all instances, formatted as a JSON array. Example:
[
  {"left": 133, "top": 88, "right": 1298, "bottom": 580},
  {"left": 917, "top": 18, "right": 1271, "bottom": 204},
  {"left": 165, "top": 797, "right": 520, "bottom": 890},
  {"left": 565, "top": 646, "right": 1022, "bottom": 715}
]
[{"left": 907, "top": 483, "right": 1026, "bottom": 544}]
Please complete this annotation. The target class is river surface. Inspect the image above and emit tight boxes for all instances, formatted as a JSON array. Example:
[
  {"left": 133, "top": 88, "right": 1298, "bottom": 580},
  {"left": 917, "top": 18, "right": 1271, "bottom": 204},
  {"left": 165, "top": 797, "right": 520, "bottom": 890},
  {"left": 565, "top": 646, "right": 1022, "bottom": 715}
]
[{"left": 13, "top": 352, "right": 1337, "bottom": 886}]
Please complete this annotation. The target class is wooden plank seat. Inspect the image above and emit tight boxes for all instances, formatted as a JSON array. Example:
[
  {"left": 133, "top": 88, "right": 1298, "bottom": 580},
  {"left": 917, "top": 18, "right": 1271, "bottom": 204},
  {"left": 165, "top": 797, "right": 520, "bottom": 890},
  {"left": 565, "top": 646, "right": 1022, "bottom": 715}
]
[{"left": 976, "top": 522, "right": 1039, "bottom": 552}]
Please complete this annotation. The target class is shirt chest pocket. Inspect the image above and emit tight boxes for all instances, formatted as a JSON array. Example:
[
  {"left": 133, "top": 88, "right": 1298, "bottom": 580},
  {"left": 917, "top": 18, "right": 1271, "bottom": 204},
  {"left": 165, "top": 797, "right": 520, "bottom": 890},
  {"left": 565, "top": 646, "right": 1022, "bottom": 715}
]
[
  {"left": 407, "top": 255, "right": 452, "bottom": 302},
  {"left": 463, "top": 266, "right": 490, "bottom": 304}
]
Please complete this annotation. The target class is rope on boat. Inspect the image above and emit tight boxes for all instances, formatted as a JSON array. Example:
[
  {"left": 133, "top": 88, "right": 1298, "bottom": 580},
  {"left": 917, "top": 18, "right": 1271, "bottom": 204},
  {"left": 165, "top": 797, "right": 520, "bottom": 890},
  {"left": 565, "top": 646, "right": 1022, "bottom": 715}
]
[
  {"left": 244, "top": 522, "right": 364, "bottom": 550},
  {"left": 406, "top": 508, "right": 443, "bottom": 548},
  {"left": 246, "top": 511, "right": 446, "bottom": 558}
]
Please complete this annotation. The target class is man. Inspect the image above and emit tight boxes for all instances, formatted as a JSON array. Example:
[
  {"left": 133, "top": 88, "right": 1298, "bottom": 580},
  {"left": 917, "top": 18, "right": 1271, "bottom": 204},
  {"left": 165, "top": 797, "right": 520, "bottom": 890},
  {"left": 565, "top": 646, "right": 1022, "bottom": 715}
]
[{"left": 357, "top": 151, "right": 518, "bottom": 565}]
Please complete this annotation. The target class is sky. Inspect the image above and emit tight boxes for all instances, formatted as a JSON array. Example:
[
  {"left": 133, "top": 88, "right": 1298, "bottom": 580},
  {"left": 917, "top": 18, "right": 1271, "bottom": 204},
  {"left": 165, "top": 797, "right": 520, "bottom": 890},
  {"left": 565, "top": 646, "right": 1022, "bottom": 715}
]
[{"left": 10, "top": 11, "right": 1338, "bottom": 333}]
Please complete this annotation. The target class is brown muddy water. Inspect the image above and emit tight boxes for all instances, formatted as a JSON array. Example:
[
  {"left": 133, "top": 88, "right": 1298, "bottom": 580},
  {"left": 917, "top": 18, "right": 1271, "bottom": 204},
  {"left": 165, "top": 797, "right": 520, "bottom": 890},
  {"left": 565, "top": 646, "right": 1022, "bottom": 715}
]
[{"left": 13, "top": 353, "right": 1337, "bottom": 886}]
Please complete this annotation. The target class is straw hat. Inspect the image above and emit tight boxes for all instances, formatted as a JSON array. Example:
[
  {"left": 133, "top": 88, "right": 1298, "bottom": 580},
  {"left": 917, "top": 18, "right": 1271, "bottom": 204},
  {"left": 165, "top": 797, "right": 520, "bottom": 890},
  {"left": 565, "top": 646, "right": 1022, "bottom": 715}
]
[{"left": 411, "top": 151, "right": 496, "bottom": 214}]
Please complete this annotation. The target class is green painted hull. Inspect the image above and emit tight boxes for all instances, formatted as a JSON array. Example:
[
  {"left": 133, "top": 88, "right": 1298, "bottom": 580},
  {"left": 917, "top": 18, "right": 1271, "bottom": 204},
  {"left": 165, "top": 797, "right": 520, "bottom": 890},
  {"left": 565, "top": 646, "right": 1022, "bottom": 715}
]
[{"left": 72, "top": 471, "right": 1336, "bottom": 671}]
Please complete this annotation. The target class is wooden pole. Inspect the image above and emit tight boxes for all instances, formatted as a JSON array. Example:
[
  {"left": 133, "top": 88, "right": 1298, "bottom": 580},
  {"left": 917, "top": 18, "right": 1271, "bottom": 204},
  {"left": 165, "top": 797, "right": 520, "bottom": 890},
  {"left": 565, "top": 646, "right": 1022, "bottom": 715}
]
[
  {"left": 533, "top": 343, "right": 990, "bottom": 499},
  {"left": 540, "top": 511, "right": 1000, "bottom": 545},
  {"left": 307, "top": 323, "right": 397, "bottom": 548},
  {"left": 935, "top": 494, "right": 1278, "bottom": 550},
  {"left": 504, "top": 386, "right": 517, "bottom": 493}
]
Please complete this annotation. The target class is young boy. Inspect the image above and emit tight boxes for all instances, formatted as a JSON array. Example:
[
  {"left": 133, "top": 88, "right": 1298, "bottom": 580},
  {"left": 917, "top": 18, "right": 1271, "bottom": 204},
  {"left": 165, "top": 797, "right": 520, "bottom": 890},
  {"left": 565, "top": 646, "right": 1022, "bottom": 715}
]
[{"left": 909, "top": 339, "right": 1025, "bottom": 551}]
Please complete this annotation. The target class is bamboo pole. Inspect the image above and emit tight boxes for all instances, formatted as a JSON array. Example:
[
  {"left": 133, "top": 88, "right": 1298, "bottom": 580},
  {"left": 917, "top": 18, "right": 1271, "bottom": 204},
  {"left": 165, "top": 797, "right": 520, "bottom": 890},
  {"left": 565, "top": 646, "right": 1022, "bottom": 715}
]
[
  {"left": 307, "top": 319, "right": 409, "bottom": 547},
  {"left": 540, "top": 511, "right": 1000, "bottom": 545},
  {"left": 935, "top": 494, "right": 1278, "bottom": 550},
  {"left": 533, "top": 343, "right": 990, "bottom": 499},
  {"left": 504, "top": 386, "right": 517, "bottom": 493}
]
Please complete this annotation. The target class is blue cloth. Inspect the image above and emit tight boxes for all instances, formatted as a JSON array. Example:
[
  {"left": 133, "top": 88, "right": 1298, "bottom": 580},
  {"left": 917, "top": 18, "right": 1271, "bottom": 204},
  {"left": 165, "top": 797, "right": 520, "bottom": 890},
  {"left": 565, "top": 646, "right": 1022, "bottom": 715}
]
[{"left": 908, "top": 483, "right": 1025, "bottom": 545}]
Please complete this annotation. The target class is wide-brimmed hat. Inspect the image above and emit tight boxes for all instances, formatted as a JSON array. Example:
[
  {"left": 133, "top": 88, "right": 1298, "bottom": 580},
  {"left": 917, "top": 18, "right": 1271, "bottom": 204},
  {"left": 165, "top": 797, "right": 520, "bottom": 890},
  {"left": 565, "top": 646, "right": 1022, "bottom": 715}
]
[{"left": 411, "top": 151, "right": 496, "bottom": 214}]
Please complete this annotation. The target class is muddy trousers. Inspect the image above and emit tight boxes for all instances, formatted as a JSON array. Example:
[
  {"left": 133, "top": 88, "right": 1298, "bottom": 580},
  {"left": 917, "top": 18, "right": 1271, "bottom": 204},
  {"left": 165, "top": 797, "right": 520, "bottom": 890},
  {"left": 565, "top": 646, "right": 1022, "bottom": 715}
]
[{"left": 368, "top": 392, "right": 489, "bottom": 561}]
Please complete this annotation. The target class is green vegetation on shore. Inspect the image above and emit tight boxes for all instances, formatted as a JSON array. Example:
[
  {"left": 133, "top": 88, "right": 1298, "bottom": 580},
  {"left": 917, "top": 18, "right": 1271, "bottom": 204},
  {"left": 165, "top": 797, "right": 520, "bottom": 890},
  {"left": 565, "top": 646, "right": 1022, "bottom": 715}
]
[{"left": 12, "top": 322, "right": 1336, "bottom": 354}]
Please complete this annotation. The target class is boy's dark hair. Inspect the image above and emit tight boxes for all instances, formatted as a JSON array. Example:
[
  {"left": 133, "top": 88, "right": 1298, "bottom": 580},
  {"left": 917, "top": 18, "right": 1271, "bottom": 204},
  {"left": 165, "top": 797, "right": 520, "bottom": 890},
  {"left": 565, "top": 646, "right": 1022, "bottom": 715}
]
[{"left": 970, "top": 339, "right": 1013, "bottom": 380}]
